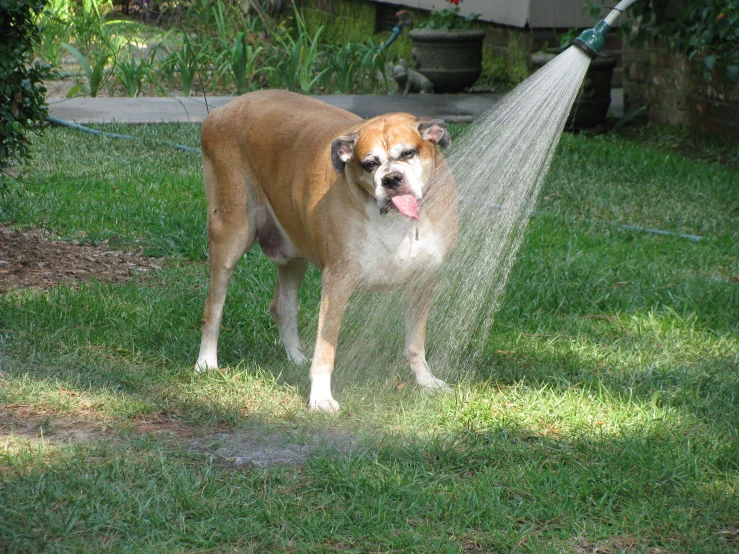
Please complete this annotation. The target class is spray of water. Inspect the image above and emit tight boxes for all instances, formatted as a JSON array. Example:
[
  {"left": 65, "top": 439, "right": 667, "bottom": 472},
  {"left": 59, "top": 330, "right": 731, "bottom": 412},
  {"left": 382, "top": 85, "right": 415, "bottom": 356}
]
[{"left": 333, "top": 46, "right": 593, "bottom": 385}]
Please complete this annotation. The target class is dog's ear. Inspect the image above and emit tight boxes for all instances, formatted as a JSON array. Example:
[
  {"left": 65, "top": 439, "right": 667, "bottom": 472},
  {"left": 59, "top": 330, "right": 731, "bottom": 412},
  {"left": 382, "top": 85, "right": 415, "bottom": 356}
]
[
  {"left": 331, "top": 134, "right": 358, "bottom": 174},
  {"left": 416, "top": 118, "right": 451, "bottom": 149}
]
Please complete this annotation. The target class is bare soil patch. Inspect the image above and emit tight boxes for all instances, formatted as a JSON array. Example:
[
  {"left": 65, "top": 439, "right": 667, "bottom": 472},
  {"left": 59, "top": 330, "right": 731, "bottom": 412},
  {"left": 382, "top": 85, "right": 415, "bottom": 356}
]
[
  {"left": 0, "top": 403, "right": 368, "bottom": 468},
  {"left": 0, "top": 224, "right": 162, "bottom": 293},
  {"left": 189, "top": 426, "right": 368, "bottom": 468},
  {"left": 0, "top": 406, "right": 201, "bottom": 446},
  {"left": 573, "top": 536, "right": 673, "bottom": 554}
]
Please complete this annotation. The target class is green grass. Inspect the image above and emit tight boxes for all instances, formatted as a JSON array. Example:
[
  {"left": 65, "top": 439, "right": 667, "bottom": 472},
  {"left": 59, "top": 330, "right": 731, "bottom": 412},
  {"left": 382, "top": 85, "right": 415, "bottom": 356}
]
[{"left": 1, "top": 122, "right": 738, "bottom": 552}]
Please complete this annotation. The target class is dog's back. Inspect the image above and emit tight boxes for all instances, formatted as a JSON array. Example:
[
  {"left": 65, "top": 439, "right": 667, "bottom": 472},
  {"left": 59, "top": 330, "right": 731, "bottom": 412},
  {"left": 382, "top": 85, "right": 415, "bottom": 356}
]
[{"left": 200, "top": 90, "right": 363, "bottom": 266}]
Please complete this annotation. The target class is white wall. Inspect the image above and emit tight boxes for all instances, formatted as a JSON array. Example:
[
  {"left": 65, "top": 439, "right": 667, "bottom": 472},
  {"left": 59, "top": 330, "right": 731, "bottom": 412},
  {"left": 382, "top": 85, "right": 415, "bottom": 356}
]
[{"left": 369, "top": 0, "right": 596, "bottom": 29}]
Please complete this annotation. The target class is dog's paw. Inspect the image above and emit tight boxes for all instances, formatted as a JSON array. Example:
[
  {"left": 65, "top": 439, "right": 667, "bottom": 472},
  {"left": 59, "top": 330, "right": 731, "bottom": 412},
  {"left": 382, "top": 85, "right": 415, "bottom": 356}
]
[
  {"left": 417, "top": 375, "right": 451, "bottom": 393},
  {"left": 287, "top": 350, "right": 310, "bottom": 364},
  {"left": 309, "top": 397, "right": 341, "bottom": 413},
  {"left": 194, "top": 359, "right": 217, "bottom": 373}
]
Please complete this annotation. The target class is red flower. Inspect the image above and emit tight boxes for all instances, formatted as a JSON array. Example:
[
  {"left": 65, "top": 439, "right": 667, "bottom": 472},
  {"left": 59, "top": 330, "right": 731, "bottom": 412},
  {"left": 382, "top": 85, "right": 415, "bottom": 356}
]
[{"left": 447, "top": 0, "right": 460, "bottom": 4}]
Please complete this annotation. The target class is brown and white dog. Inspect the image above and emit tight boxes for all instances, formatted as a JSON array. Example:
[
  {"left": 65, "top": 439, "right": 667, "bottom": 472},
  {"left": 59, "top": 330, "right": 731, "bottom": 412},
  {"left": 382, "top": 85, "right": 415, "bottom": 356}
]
[{"left": 196, "top": 90, "right": 458, "bottom": 412}]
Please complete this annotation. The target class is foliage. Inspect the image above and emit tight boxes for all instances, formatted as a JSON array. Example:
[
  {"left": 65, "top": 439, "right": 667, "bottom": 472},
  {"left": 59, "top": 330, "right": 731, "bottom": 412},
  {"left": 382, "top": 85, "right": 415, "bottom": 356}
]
[
  {"left": 320, "top": 39, "right": 389, "bottom": 94},
  {"left": 62, "top": 42, "right": 110, "bottom": 97},
  {"left": 0, "top": 0, "right": 52, "bottom": 180},
  {"left": 33, "top": 0, "right": 466, "bottom": 97},
  {"left": 301, "top": 0, "right": 375, "bottom": 46},
  {"left": 415, "top": 0, "right": 480, "bottom": 31},
  {"left": 218, "top": 32, "right": 262, "bottom": 94},
  {"left": 620, "top": 0, "right": 739, "bottom": 81},
  {"left": 480, "top": 39, "right": 530, "bottom": 90},
  {"left": 115, "top": 48, "right": 151, "bottom": 97},
  {"left": 265, "top": 6, "right": 327, "bottom": 94}
]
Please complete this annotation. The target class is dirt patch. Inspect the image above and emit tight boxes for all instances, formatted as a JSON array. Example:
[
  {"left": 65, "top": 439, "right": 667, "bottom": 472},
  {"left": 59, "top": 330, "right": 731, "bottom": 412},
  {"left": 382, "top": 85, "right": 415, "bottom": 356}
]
[
  {"left": 0, "top": 224, "right": 162, "bottom": 293},
  {"left": 189, "top": 426, "right": 368, "bottom": 468},
  {"left": 574, "top": 536, "right": 672, "bottom": 554},
  {"left": 0, "top": 406, "right": 202, "bottom": 446},
  {"left": 0, "top": 403, "right": 367, "bottom": 468},
  {"left": 0, "top": 405, "right": 114, "bottom": 444}
]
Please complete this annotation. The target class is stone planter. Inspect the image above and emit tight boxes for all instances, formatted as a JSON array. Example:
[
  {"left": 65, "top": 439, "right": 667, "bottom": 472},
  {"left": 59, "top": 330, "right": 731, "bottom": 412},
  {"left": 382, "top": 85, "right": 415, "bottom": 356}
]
[
  {"left": 409, "top": 28, "right": 485, "bottom": 93},
  {"left": 532, "top": 48, "right": 617, "bottom": 128}
]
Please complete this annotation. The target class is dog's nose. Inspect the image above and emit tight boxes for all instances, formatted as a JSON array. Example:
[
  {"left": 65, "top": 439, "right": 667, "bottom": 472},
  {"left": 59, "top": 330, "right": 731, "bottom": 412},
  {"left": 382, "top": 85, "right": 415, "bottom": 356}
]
[{"left": 382, "top": 172, "right": 404, "bottom": 189}]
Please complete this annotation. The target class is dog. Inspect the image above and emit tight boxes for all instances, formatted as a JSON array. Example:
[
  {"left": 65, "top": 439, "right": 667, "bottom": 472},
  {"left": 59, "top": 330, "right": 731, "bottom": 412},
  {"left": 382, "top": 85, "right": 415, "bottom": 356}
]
[{"left": 195, "top": 90, "right": 458, "bottom": 412}]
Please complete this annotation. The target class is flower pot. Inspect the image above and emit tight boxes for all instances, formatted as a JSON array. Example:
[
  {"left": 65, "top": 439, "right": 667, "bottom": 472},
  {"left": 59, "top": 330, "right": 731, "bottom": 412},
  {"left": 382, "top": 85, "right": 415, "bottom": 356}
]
[
  {"left": 532, "top": 48, "right": 617, "bottom": 128},
  {"left": 409, "top": 28, "right": 485, "bottom": 93}
]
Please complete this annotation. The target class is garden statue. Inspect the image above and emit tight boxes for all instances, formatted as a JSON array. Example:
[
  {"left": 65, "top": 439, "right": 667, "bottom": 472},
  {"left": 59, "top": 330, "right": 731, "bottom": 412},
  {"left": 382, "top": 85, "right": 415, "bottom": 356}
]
[{"left": 386, "top": 59, "right": 434, "bottom": 95}]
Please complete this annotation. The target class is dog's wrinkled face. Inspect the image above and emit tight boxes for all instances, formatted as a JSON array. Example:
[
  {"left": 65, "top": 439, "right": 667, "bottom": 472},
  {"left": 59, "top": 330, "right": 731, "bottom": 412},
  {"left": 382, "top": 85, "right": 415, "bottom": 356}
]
[{"left": 331, "top": 114, "right": 451, "bottom": 220}]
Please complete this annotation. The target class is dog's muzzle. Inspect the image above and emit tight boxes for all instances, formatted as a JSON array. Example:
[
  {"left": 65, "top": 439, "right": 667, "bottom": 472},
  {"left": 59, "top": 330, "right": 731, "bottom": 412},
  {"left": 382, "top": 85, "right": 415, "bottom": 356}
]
[{"left": 382, "top": 171, "right": 404, "bottom": 190}]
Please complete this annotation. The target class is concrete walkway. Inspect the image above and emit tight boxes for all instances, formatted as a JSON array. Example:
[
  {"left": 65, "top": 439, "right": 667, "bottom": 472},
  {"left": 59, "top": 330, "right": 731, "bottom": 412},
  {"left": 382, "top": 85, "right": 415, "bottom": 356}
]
[{"left": 47, "top": 90, "right": 623, "bottom": 124}]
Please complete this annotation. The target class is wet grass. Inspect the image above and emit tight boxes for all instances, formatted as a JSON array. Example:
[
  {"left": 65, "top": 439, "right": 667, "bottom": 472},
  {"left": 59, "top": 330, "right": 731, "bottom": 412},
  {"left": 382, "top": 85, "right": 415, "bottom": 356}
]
[{"left": 0, "top": 121, "right": 737, "bottom": 552}]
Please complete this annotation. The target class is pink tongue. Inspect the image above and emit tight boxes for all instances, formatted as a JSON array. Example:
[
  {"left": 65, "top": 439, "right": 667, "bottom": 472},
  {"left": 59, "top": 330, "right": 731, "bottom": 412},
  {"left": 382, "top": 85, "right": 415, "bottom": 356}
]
[{"left": 391, "top": 195, "right": 419, "bottom": 220}]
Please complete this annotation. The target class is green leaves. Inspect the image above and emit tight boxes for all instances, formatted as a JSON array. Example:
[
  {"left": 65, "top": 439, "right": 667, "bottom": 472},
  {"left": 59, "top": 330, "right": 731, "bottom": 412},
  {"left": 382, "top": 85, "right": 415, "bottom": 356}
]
[
  {"left": 0, "top": 0, "right": 51, "bottom": 173},
  {"left": 625, "top": 0, "right": 739, "bottom": 82},
  {"left": 62, "top": 42, "right": 109, "bottom": 98}
]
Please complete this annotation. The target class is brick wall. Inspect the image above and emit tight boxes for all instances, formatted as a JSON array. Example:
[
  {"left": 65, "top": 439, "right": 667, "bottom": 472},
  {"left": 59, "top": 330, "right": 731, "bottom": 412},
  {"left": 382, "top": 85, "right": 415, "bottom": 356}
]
[{"left": 624, "top": 39, "right": 739, "bottom": 140}]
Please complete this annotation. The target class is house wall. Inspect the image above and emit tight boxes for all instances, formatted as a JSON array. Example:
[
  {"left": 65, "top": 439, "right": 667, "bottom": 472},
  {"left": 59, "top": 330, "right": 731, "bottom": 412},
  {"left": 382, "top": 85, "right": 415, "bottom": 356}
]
[{"left": 367, "top": 0, "right": 595, "bottom": 28}]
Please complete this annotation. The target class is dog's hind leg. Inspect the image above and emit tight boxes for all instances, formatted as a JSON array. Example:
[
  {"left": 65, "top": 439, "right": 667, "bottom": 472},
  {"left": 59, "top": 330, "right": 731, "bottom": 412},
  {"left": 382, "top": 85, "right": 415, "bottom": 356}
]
[
  {"left": 196, "top": 157, "right": 255, "bottom": 372},
  {"left": 403, "top": 283, "right": 450, "bottom": 391},
  {"left": 270, "top": 258, "right": 309, "bottom": 363}
]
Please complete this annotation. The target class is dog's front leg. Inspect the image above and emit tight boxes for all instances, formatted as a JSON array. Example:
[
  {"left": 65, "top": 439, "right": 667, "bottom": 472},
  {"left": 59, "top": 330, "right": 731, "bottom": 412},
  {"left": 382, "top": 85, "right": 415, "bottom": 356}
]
[
  {"left": 309, "top": 270, "right": 356, "bottom": 412},
  {"left": 404, "top": 282, "right": 450, "bottom": 391}
]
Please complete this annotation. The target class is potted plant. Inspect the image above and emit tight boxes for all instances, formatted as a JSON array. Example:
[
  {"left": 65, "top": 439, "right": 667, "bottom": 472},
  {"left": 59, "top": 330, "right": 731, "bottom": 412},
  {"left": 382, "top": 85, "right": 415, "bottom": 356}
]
[
  {"left": 531, "top": 44, "right": 617, "bottom": 128},
  {"left": 408, "top": 0, "right": 485, "bottom": 93}
]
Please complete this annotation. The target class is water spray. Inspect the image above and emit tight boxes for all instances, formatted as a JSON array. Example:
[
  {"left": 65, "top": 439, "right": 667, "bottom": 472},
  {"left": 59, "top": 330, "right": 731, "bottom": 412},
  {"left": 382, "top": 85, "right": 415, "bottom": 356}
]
[
  {"left": 572, "top": 0, "right": 640, "bottom": 59},
  {"left": 339, "top": 0, "right": 646, "bottom": 387}
]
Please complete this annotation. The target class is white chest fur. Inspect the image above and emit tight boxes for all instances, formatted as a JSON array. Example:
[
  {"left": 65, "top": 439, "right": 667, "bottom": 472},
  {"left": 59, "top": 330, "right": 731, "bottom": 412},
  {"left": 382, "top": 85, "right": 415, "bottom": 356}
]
[{"left": 355, "top": 205, "right": 448, "bottom": 290}]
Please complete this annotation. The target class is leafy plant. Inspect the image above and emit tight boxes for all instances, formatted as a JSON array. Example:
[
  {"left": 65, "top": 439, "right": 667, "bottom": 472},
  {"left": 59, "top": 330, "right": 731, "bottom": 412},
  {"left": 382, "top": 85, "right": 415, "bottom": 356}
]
[
  {"left": 67, "top": 0, "right": 107, "bottom": 53},
  {"left": 219, "top": 32, "right": 262, "bottom": 94},
  {"left": 168, "top": 39, "right": 209, "bottom": 97},
  {"left": 0, "top": 0, "right": 52, "bottom": 178},
  {"left": 267, "top": 6, "right": 327, "bottom": 94},
  {"left": 62, "top": 42, "right": 110, "bottom": 97},
  {"left": 115, "top": 48, "right": 150, "bottom": 97},
  {"left": 618, "top": 0, "right": 739, "bottom": 81},
  {"left": 323, "top": 42, "right": 362, "bottom": 93},
  {"left": 415, "top": 0, "right": 481, "bottom": 31},
  {"left": 35, "top": 0, "right": 75, "bottom": 68}
]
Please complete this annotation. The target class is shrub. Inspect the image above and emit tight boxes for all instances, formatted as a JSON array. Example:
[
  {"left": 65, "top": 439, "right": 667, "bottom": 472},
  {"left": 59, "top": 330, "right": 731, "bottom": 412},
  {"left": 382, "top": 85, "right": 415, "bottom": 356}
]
[
  {"left": 624, "top": 0, "right": 739, "bottom": 81},
  {"left": 0, "top": 0, "right": 52, "bottom": 176}
]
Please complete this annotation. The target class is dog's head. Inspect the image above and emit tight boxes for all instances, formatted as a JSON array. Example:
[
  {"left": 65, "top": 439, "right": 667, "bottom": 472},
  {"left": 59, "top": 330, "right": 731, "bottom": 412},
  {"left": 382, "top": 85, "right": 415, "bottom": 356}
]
[{"left": 330, "top": 114, "right": 451, "bottom": 220}]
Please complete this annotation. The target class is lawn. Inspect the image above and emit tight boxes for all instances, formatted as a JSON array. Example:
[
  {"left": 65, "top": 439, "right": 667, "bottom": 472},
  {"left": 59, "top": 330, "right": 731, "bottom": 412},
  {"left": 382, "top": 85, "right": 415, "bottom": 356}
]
[{"left": 0, "top": 121, "right": 737, "bottom": 552}]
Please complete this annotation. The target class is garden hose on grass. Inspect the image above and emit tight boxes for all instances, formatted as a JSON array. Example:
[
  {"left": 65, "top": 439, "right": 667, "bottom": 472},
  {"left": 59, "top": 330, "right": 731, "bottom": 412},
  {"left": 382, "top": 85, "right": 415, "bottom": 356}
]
[{"left": 45, "top": 116, "right": 202, "bottom": 154}]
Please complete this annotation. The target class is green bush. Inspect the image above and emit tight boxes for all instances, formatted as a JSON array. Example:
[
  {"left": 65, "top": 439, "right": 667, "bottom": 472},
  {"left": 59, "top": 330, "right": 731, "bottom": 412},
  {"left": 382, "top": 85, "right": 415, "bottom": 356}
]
[
  {"left": 0, "top": 0, "right": 51, "bottom": 177},
  {"left": 625, "top": 0, "right": 739, "bottom": 81}
]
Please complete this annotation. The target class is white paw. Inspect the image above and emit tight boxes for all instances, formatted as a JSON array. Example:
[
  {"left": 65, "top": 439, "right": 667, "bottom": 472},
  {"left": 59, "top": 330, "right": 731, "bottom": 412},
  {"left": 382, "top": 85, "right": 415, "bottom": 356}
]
[
  {"left": 417, "top": 375, "right": 451, "bottom": 393},
  {"left": 195, "top": 358, "right": 217, "bottom": 373},
  {"left": 309, "top": 397, "right": 341, "bottom": 413},
  {"left": 287, "top": 349, "right": 310, "bottom": 364}
]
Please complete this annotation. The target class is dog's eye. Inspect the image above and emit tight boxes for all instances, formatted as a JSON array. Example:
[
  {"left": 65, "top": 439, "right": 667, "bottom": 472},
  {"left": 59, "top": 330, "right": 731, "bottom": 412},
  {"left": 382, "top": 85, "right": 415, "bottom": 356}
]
[
  {"left": 400, "top": 149, "right": 417, "bottom": 160},
  {"left": 361, "top": 160, "right": 379, "bottom": 172}
]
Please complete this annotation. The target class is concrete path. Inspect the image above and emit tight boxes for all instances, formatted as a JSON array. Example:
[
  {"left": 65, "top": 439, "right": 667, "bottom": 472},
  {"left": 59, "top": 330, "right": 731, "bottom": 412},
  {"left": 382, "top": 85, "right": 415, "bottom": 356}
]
[
  {"left": 47, "top": 90, "right": 623, "bottom": 124},
  {"left": 47, "top": 93, "right": 501, "bottom": 124}
]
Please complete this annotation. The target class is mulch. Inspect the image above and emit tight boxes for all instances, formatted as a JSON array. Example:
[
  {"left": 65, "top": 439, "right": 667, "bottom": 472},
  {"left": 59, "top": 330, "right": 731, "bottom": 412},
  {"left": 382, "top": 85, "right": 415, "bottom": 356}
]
[{"left": 0, "top": 224, "right": 162, "bottom": 293}]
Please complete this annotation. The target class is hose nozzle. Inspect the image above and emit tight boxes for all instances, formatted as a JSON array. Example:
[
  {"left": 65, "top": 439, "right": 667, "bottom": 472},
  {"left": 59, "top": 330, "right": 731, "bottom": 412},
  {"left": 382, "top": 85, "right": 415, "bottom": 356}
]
[
  {"left": 571, "top": 0, "right": 640, "bottom": 59},
  {"left": 572, "top": 20, "right": 610, "bottom": 59}
]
